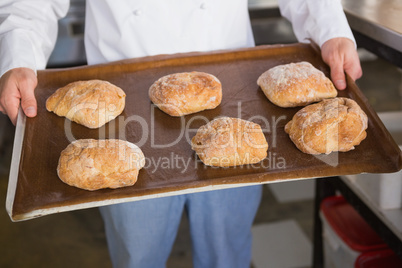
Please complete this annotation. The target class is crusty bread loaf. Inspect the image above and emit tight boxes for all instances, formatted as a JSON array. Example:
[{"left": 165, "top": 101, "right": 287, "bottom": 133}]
[
  {"left": 285, "top": 97, "right": 368, "bottom": 154},
  {"left": 46, "top": 80, "right": 126, "bottom": 128},
  {"left": 149, "top": 71, "right": 222, "bottom": 116},
  {"left": 191, "top": 117, "right": 268, "bottom": 166},
  {"left": 257, "top": 61, "right": 337, "bottom": 108},
  {"left": 57, "top": 139, "right": 145, "bottom": 191}
]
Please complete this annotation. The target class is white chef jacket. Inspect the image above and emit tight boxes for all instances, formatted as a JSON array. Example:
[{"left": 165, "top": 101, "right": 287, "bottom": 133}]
[{"left": 0, "top": 0, "right": 355, "bottom": 78}]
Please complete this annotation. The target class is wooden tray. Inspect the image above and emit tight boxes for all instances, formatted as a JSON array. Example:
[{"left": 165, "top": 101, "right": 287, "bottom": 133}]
[{"left": 6, "top": 43, "right": 402, "bottom": 221}]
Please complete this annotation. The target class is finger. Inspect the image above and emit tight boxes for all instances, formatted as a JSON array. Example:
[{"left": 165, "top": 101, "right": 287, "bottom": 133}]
[
  {"left": 329, "top": 61, "right": 347, "bottom": 90},
  {"left": 3, "top": 95, "right": 20, "bottom": 125},
  {"left": 344, "top": 59, "right": 363, "bottom": 82},
  {"left": 0, "top": 85, "right": 19, "bottom": 124},
  {"left": 19, "top": 76, "right": 38, "bottom": 118}
]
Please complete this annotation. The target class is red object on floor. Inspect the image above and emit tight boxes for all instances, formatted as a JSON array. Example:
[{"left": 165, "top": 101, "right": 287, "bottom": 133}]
[
  {"left": 320, "top": 195, "right": 388, "bottom": 252},
  {"left": 355, "top": 249, "right": 402, "bottom": 268}
]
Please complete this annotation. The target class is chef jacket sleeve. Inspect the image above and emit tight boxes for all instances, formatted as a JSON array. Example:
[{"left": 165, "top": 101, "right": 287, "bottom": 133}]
[
  {"left": 277, "top": 0, "right": 356, "bottom": 47},
  {"left": 0, "top": 0, "right": 69, "bottom": 78}
]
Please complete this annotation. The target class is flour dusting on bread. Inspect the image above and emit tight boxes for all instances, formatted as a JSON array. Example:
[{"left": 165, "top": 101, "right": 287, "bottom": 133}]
[
  {"left": 285, "top": 97, "right": 368, "bottom": 154},
  {"left": 257, "top": 61, "right": 337, "bottom": 108},
  {"left": 191, "top": 117, "right": 268, "bottom": 166},
  {"left": 57, "top": 139, "right": 144, "bottom": 191},
  {"left": 149, "top": 71, "right": 222, "bottom": 116},
  {"left": 46, "top": 80, "right": 126, "bottom": 128}
]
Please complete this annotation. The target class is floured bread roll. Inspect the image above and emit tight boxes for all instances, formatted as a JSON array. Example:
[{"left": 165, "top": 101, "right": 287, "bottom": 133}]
[
  {"left": 191, "top": 117, "right": 268, "bottom": 167},
  {"left": 149, "top": 71, "right": 222, "bottom": 116},
  {"left": 285, "top": 97, "right": 368, "bottom": 154},
  {"left": 57, "top": 139, "right": 145, "bottom": 191},
  {"left": 46, "top": 80, "right": 126, "bottom": 128},
  {"left": 257, "top": 61, "right": 337, "bottom": 107}
]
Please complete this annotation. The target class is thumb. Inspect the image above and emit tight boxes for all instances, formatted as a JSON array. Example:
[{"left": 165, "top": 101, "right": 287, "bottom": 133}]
[
  {"left": 329, "top": 62, "right": 347, "bottom": 90},
  {"left": 19, "top": 77, "right": 38, "bottom": 118}
]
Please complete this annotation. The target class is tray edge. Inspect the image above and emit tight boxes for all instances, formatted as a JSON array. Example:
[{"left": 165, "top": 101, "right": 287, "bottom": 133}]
[{"left": 6, "top": 108, "right": 26, "bottom": 222}]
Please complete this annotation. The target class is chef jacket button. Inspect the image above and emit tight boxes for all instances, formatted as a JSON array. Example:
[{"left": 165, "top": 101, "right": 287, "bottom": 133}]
[
  {"left": 200, "top": 3, "right": 207, "bottom": 10},
  {"left": 133, "top": 9, "right": 142, "bottom": 16}
]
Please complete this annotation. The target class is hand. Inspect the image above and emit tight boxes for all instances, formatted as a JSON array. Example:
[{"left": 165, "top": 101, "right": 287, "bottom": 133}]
[
  {"left": 321, "top": 37, "right": 362, "bottom": 90},
  {"left": 0, "top": 68, "right": 38, "bottom": 125}
]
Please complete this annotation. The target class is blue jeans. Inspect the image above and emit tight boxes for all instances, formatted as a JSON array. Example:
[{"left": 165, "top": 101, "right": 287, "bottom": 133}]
[{"left": 99, "top": 185, "right": 262, "bottom": 268}]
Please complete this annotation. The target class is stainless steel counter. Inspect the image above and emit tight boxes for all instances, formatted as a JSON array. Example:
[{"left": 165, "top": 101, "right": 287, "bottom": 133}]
[
  {"left": 248, "top": 0, "right": 279, "bottom": 10},
  {"left": 342, "top": 0, "right": 402, "bottom": 53},
  {"left": 248, "top": 0, "right": 402, "bottom": 67}
]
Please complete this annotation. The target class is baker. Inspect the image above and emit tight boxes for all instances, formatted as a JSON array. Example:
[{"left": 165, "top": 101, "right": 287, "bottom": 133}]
[{"left": 0, "top": 1, "right": 362, "bottom": 267}]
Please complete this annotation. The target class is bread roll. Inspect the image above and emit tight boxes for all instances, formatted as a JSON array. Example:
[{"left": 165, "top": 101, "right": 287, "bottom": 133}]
[
  {"left": 191, "top": 117, "right": 268, "bottom": 167},
  {"left": 46, "top": 80, "right": 126, "bottom": 128},
  {"left": 257, "top": 61, "right": 337, "bottom": 107},
  {"left": 285, "top": 97, "right": 368, "bottom": 154},
  {"left": 57, "top": 139, "right": 145, "bottom": 191},
  {"left": 149, "top": 71, "right": 222, "bottom": 116}
]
